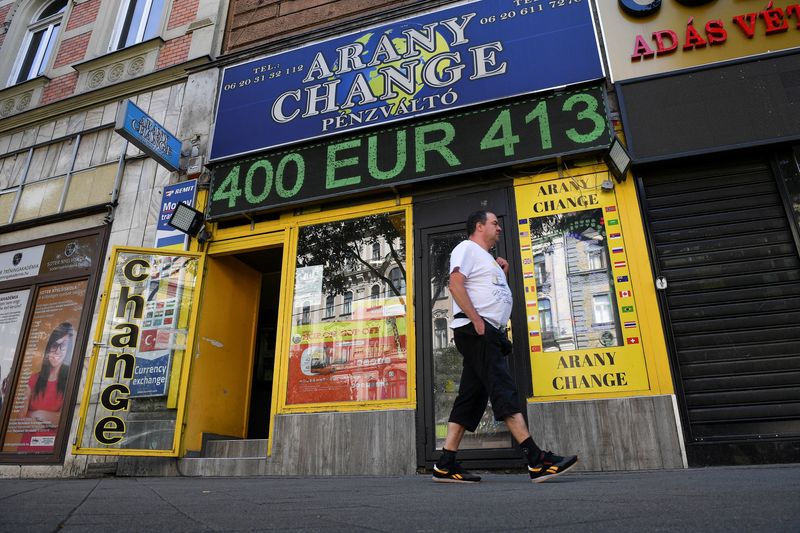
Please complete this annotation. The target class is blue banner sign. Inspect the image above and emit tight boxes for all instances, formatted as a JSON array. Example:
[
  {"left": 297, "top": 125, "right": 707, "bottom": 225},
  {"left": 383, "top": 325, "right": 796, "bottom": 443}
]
[
  {"left": 129, "top": 350, "right": 171, "bottom": 398},
  {"left": 115, "top": 100, "right": 182, "bottom": 171},
  {"left": 155, "top": 180, "right": 197, "bottom": 248},
  {"left": 210, "top": 0, "right": 603, "bottom": 162}
]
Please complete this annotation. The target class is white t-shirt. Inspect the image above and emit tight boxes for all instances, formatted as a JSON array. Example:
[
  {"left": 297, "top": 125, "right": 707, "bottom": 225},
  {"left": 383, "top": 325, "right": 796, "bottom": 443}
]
[{"left": 449, "top": 240, "right": 513, "bottom": 330}]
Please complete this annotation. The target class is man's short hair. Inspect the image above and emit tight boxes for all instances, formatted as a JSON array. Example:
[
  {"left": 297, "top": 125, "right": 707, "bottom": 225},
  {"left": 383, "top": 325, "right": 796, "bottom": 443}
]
[{"left": 467, "top": 210, "right": 490, "bottom": 235}]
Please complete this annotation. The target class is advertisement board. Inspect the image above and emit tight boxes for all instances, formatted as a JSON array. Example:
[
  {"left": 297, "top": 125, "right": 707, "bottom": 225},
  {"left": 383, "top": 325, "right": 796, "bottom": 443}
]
[
  {"left": 2, "top": 281, "right": 87, "bottom": 454},
  {"left": 74, "top": 249, "right": 203, "bottom": 455},
  {"left": 596, "top": 0, "right": 800, "bottom": 82},
  {"left": 210, "top": 0, "right": 603, "bottom": 161},
  {"left": 514, "top": 174, "right": 650, "bottom": 397},
  {"left": 209, "top": 85, "right": 612, "bottom": 218},
  {"left": 155, "top": 180, "right": 197, "bottom": 249}
]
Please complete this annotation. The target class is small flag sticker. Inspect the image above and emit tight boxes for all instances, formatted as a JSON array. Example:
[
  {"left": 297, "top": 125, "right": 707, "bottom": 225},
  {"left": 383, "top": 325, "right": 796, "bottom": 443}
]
[
  {"left": 521, "top": 245, "right": 531, "bottom": 252},
  {"left": 624, "top": 321, "right": 637, "bottom": 328},
  {"left": 626, "top": 337, "right": 640, "bottom": 345},
  {"left": 524, "top": 272, "right": 534, "bottom": 279},
  {"left": 523, "top": 258, "right": 532, "bottom": 265},
  {"left": 609, "top": 232, "right": 621, "bottom": 239},
  {"left": 612, "top": 247, "right": 624, "bottom": 254},
  {"left": 608, "top": 219, "right": 619, "bottom": 226},
  {"left": 617, "top": 275, "right": 629, "bottom": 283},
  {"left": 529, "top": 331, "right": 540, "bottom": 337},
  {"left": 519, "top": 218, "right": 528, "bottom": 225},
  {"left": 528, "top": 314, "right": 538, "bottom": 321},
  {"left": 531, "top": 346, "right": 542, "bottom": 352},
  {"left": 619, "top": 290, "right": 631, "bottom": 298},
  {"left": 527, "top": 301, "right": 537, "bottom": 308},
  {"left": 519, "top": 231, "right": 529, "bottom": 237},
  {"left": 622, "top": 305, "right": 634, "bottom": 313},
  {"left": 605, "top": 206, "right": 617, "bottom": 212},
  {"left": 614, "top": 261, "right": 627, "bottom": 269}
]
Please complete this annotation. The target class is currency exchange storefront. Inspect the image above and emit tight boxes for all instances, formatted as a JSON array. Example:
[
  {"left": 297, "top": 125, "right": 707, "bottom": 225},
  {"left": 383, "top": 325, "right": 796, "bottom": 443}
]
[
  {"left": 74, "top": 0, "right": 684, "bottom": 475},
  {"left": 597, "top": 1, "right": 800, "bottom": 465}
]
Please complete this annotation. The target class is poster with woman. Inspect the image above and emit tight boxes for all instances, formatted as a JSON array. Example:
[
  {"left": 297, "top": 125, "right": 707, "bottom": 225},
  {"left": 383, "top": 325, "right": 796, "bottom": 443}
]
[
  {"left": 1, "top": 280, "right": 87, "bottom": 454},
  {"left": 0, "top": 290, "right": 30, "bottom": 417}
]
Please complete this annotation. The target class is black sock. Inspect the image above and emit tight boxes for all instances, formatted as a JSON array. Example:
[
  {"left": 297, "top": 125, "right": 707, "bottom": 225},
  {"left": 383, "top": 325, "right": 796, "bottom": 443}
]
[
  {"left": 438, "top": 448, "right": 457, "bottom": 467},
  {"left": 519, "top": 437, "right": 542, "bottom": 466}
]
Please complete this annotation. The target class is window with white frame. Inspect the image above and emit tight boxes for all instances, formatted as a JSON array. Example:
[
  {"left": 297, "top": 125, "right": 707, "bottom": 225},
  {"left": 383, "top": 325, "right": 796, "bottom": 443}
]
[
  {"left": 110, "top": 0, "right": 165, "bottom": 51},
  {"left": 371, "top": 242, "right": 381, "bottom": 261},
  {"left": 342, "top": 291, "right": 352, "bottom": 315},
  {"left": 592, "top": 294, "right": 613, "bottom": 324},
  {"left": 9, "top": 0, "right": 67, "bottom": 85},
  {"left": 433, "top": 318, "right": 448, "bottom": 350},
  {"left": 588, "top": 249, "right": 605, "bottom": 270}
]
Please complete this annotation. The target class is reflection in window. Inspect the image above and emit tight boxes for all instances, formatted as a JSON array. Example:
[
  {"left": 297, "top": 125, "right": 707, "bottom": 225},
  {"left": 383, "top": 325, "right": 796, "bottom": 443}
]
[
  {"left": 288, "top": 211, "right": 408, "bottom": 405},
  {"left": 434, "top": 318, "right": 448, "bottom": 350},
  {"left": 372, "top": 242, "right": 381, "bottom": 261},
  {"left": 529, "top": 209, "right": 622, "bottom": 350},
  {"left": 389, "top": 267, "right": 405, "bottom": 295},
  {"left": 534, "top": 254, "right": 546, "bottom": 285},
  {"left": 588, "top": 250, "right": 604, "bottom": 270},
  {"left": 342, "top": 292, "right": 352, "bottom": 315},
  {"left": 10, "top": 0, "right": 67, "bottom": 84},
  {"left": 370, "top": 284, "right": 381, "bottom": 304},
  {"left": 592, "top": 294, "right": 613, "bottom": 324},
  {"left": 110, "top": 0, "right": 164, "bottom": 51}
]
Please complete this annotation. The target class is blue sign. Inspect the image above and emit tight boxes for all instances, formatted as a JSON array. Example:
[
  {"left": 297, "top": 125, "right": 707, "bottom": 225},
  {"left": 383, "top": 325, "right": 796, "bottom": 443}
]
[
  {"left": 155, "top": 180, "right": 197, "bottom": 248},
  {"left": 210, "top": 0, "right": 603, "bottom": 162},
  {"left": 130, "top": 350, "right": 171, "bottom": 398},
  {"left": 115, "top": 100, "right": 182, "bottom": 171}
]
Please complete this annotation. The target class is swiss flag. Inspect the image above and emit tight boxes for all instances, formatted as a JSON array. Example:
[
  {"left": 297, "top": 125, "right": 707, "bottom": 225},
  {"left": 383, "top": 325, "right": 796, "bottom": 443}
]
[{"left": 626, "top": 337, "right": 640, "bottom": 345}]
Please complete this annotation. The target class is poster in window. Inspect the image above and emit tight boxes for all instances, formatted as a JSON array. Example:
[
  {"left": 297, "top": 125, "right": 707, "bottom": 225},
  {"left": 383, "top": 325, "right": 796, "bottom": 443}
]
[
  {"left": 514, "top": 175, "right": 650, "bottom": 397},
  {"left": 0, "top": 289, "right": 31, "bottom": 419},
  {"left": 2, "top": 280, "right": 87, "bottom": 454}
]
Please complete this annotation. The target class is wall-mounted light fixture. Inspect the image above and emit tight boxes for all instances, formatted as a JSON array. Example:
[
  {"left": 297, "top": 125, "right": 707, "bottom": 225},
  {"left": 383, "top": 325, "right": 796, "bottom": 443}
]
[
  {"left": 604, "top": 136, "right": 631, "bottom": 183},
  {"left": 167, "top": 202, "right": 211, "bottom": 243}
]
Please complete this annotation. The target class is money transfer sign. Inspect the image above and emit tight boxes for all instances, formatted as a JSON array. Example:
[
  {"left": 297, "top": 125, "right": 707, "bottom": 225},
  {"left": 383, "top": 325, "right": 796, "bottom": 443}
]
[{"left": 210, "top": 0, "right": 603, "bottom": 161}]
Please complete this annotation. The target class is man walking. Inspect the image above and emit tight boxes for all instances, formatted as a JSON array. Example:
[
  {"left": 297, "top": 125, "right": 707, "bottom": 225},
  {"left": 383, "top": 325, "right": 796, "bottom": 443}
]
[{"left": 433, "top": 210, "right": 577, "bottom": 483}]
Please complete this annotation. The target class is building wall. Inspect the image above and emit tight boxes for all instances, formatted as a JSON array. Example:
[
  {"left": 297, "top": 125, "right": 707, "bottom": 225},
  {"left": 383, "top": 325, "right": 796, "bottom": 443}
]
[
  {"left": 0, "top": 0, "right": 226, "bottom": 477},
  {"left": 223, "top": 0, "right": 423, "bottom": 53}
]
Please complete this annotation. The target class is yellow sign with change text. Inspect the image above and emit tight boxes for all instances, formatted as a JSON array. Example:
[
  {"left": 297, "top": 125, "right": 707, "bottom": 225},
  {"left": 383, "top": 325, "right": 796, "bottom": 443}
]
[{"left": 515, "top": 174, "right": 650, "bottom": 397}]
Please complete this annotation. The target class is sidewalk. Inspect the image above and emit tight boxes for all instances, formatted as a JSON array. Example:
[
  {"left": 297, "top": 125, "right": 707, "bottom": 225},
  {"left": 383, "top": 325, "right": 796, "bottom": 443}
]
[{"left": 1, "top": 464, "right": 798, "bottom": 532}]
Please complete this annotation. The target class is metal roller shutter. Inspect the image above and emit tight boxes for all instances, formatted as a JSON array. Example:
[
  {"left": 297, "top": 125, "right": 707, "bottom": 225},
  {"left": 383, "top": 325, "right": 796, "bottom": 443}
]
[{"left": 641, "top": 160, "right": 800, "bottom": 445}]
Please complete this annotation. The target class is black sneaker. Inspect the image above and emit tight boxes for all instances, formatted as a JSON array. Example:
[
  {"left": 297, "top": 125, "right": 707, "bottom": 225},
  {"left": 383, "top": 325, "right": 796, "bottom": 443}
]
[
  {"left": 528, "top": 451, "right": 578, "bottom": 483},
  {"left": 432, "top": 462, "right": 482, "bottom": 483}
]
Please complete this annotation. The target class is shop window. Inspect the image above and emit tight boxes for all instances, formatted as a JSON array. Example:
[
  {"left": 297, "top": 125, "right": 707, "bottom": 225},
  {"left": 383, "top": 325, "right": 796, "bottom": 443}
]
[
  {"left": 592, "top": 294, "right": 613, "bottom": 324},
  {"left": 0, "top": 230, "right": 104, "bottom": 463},
  {"left": 287, "top": 210, "right": 409, "bottom": 406},
  {"left": 433, "top": 318, "right": 448, "bottom": 350},
  {"left": 342, "top": 291, "right": 352, "bottom": 315},
  {"left": 324, "top": 295, "right": 335, "bottom": 319},
  {"left": 110, "top": 0, "right": 165, "bottom": 51},
  {"left": 8, "top": 0, "right": 67, "bottom": 85}
]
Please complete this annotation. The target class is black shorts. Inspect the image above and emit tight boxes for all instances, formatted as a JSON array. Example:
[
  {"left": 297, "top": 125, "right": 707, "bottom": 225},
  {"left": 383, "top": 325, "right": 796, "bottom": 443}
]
[{"left": 448, "top": 320, "right": 522, "bottom": 432}]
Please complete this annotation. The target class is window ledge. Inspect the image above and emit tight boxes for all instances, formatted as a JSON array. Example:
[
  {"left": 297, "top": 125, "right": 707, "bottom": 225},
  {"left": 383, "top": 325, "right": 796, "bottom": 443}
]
[
  {"left": 71, "top": 37, "right": 165, "bottom": 93},
  {"left": 0, "top": 76, "right": 50, "bottom": 118}
]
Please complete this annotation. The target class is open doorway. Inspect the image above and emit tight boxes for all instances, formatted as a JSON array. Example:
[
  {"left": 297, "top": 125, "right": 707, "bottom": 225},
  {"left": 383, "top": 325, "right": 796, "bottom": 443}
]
[{"left": 236, "top": 247, "right": 283, "bottom": 439}]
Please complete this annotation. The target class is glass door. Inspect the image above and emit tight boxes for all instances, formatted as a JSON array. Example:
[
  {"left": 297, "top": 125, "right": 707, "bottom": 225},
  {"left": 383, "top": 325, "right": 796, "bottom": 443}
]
[{"left": 414, "top": 186, "right": 529, "bottom": 468}]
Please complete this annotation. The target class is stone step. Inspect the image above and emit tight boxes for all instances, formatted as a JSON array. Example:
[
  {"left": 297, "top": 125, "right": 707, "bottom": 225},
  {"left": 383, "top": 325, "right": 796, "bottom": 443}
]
[
  {"left": 203, "top": 439, "right": 269, "bottom": 458},
  {"left": 177, "top": 457, "right": 268, "bottom": 476}
]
